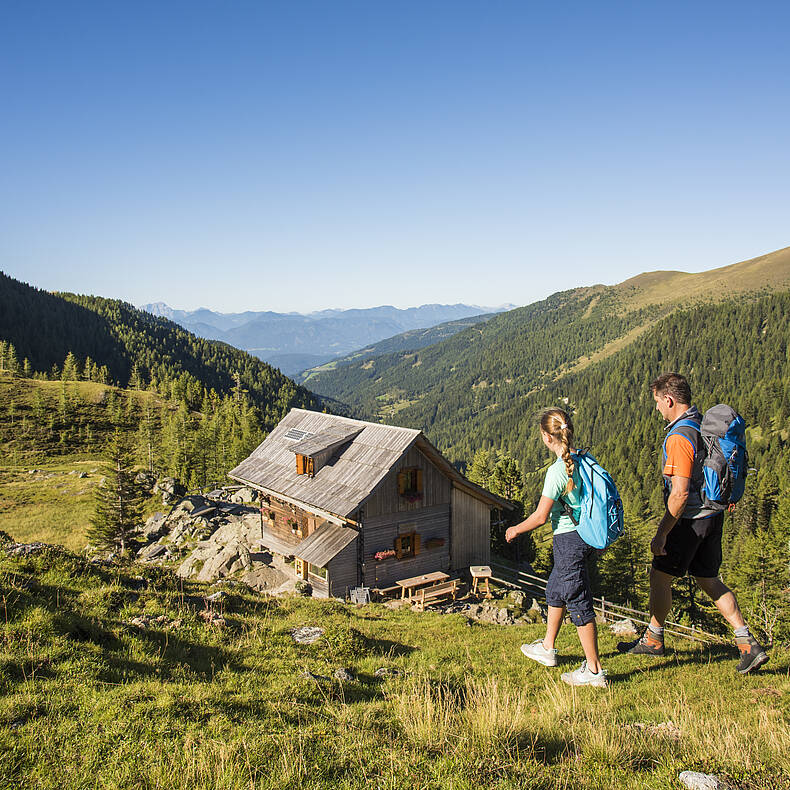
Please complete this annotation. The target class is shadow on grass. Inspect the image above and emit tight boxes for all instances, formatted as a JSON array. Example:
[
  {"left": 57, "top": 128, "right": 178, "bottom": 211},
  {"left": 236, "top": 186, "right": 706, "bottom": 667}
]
[
  {"left": 599, "top": 642, "right": 744, "bottom": 681},
  {"left": 364, "top": 635, "right": 417, "bottom": 658},
  {"left": 98, "top": 626, "right": 244, "bottom": 684}
]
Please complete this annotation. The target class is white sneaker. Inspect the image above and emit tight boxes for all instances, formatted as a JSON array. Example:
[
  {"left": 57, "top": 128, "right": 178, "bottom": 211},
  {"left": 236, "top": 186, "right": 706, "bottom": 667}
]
[
  {"left": 520, "top": 639, "right": 558, "bottom": 667},
  {"left": 561, "top": 660, "right": 607, "bottom": 688}
]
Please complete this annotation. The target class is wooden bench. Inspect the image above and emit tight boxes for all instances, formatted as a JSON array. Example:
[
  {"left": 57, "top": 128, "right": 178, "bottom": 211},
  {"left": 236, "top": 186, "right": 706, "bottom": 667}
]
[
  {"left": 412, "top": 579, "right": 459, "bottom": 611},
  {"left": 372, "top": 584, "right": 401, "bottom": 600}
]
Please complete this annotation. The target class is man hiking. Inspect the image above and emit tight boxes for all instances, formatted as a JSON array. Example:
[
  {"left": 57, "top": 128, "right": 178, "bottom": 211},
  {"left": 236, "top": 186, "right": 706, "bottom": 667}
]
[{"left": 617, "top": 372, "right": 768, "bottom": 673}]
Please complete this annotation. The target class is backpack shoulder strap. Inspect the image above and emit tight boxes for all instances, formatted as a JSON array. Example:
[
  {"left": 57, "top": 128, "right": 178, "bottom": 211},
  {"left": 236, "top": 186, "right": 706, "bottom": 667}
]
[{"left": 663, "top": 418, "right": 701, "bottom": 461}]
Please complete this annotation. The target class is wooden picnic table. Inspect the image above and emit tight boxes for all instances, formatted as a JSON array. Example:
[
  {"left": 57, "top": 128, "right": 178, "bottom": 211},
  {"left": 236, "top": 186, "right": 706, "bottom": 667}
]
[{"left": 396, "top": 571, "right": 450, "bottom": 599}]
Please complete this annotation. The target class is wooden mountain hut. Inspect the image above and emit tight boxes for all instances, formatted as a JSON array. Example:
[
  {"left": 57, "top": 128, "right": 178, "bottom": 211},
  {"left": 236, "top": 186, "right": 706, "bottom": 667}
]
[{"left": 228, "top": 408, "right": 514, "bottom": 598}]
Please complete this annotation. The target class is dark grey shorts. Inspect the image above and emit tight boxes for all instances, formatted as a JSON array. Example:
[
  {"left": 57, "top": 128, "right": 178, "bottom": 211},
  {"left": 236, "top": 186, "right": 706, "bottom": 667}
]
[
  {"left": 652, "top": 512, "right": 724, "bottom": 578},
  {"left": 545, "top": 530, "right": 596, "bottom": 627}
]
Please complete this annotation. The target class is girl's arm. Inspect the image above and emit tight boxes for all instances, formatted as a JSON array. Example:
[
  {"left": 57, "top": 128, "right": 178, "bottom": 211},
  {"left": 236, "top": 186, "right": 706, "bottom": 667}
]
[{"left": 504, "top": 496, "right": 555, "bottom": 542}]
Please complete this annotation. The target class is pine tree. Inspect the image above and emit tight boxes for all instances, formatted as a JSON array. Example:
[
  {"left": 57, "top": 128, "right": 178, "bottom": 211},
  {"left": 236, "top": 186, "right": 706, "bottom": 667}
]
[{"left": 87, "top": 430, "right": 144, "bottom": 556}]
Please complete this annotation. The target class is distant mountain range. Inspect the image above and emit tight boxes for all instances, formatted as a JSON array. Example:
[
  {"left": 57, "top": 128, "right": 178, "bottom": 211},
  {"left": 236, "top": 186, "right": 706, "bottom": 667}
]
[{"left": 139, "top": 302, "right": 516, "bottom": 374}]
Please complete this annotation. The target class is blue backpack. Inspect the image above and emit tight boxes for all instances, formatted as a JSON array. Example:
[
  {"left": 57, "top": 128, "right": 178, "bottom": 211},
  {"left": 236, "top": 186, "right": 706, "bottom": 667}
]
[
  {"left": 664, "top": 405, "right": 748, "bottom": 511},
  {"left": 563, "top": 451, "right": 625, "bottom": 549},
  {"left": 699, "top": 404, "right": 748, "bottom": 510}
]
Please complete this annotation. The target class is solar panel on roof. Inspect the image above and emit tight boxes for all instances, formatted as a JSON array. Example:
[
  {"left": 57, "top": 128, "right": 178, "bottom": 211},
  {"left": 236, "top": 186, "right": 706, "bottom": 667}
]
[{"left": 284, "top": 429, "right": 313, "bottom": 441}]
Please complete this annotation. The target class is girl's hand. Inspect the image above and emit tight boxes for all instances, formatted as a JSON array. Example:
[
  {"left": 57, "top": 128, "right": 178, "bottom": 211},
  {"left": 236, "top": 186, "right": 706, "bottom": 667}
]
[{"left": 505, "top": 526, "right": 520, "bottom": 543}]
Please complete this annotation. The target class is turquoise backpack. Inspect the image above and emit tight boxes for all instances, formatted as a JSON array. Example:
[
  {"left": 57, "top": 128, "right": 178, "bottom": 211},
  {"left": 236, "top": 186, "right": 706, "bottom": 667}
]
[{"left": 563, "top": 451, "right": 624, "bottom": 549}]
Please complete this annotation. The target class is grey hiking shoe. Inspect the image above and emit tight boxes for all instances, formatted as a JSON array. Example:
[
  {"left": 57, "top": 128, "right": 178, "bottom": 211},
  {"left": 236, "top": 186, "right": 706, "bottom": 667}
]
[
  {"left": 520, "top": 639, "right": 558, "bottom": 667},
  {"left": 736, "top": 636, "right": 769, "bottom": 674},
  {"left": 616, "top": 628, "right": 665, "bottom": 656},
  {"left": 561, "top": 660, "right": 608, "bottom": 688}
]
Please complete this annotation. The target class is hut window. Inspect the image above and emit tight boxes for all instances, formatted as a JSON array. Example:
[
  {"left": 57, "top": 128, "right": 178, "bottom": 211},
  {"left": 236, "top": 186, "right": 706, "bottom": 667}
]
[
  {"left": 397, "top": 468, "right": 423, "bottom": 499},
  {"left": 394, "top": 532, "right": 420, "bottom": 559},
  {"left": 296, "top": 454, "right": 315, "bottom": 477}
]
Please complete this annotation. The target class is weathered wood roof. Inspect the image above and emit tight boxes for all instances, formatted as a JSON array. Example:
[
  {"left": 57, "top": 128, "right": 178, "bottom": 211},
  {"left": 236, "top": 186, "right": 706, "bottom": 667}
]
[
  {"left": 228, "top": 408, "right": 514, "bottom": 519},
  {"left": 294, "top": 522, "right": 358, "bottom": 567},
  {"left": 229, "top": 409, "right": 421, "bottom": 518}
]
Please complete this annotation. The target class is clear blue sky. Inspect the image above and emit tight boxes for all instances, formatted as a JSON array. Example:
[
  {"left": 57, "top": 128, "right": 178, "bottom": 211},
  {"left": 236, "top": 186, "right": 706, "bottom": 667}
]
[{"left": 1, "top": 1, "right": 788, "bottom": 312}]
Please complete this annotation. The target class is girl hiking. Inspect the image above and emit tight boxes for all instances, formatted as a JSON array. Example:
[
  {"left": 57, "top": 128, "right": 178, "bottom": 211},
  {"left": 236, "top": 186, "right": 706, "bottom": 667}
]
[{"left": 505, "top": 408, "right": 607, "bottom": 687}]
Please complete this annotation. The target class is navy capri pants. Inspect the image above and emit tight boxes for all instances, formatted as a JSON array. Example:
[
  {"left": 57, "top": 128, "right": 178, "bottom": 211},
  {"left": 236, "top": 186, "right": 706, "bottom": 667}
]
[{"left": 545, "top": 530, "right": 596, "bottom": 627}]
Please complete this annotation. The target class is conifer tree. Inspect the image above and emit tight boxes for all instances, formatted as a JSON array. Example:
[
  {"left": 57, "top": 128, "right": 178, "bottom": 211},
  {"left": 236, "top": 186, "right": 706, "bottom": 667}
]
[
  {"left": 87, "top": 429, "right": 143, "bottom": 556},
  {"left": 62, "top": 352, "right": 80, "bottom": 381}
]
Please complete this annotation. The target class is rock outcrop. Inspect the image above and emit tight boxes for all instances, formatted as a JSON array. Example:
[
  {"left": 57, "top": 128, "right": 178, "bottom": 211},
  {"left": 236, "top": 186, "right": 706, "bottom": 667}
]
[{"left": 134, "top": 487, "right": 286, "bottom": 592}]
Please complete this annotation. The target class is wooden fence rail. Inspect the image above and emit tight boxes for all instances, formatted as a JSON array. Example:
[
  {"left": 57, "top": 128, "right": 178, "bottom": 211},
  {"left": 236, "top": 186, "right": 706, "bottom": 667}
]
[{"left": 490, "top": 560, "right": 727, "bottom": 645}]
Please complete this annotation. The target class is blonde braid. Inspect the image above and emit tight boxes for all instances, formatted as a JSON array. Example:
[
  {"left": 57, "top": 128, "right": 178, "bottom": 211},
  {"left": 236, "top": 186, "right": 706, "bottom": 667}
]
[{"left": 540, "top": 408, "right": 575, "bottom": 494}]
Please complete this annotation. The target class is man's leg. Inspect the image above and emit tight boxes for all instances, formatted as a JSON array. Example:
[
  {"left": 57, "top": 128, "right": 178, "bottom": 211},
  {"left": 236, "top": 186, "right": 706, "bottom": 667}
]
[
  {"left": 693, "top": 575, "right": 745, "bottom": 630},
  {"left": 649, "top": 567, "right": 675, "bottom": 629},
  {"left": 694, "top": 574, "right": 768, "bottom": 673},
  {"left": 617, "top": 566, "right": 673, "bottom": 655}
]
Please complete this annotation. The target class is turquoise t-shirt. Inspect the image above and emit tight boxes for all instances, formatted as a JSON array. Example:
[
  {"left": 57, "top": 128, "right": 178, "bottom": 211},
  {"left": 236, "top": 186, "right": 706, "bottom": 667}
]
[{"left": 542, "top": 456, "right": 582, "bottom": 534}]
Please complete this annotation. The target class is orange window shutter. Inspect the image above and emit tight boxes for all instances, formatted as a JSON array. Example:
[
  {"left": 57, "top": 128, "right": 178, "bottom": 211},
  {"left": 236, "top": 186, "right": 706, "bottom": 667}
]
[
  {"left": 394, "top": 536, "right": 403, "bottom": 559},
  {"left": 398, "top": 471, "right": 407, "bottom": 495},
  {"left": 416, "top": 469, "right": 423, "bottom": 493},
  {"left": 296, "top": 454, "right": 305, "bottom": 474},
  {"left": 413, "top": 533, "right": 421, "bottom": 555},
  {"left": 308, "top": 457, "right": 315, "bottom": 477}
]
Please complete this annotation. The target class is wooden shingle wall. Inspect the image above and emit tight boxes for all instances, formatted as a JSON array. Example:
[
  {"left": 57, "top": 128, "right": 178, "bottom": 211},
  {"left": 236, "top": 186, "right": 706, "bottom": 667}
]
[
  {"left": 451, "top": 487, "right": 491, "bottom": 569},
  {"left": 362, "top": 503, "right": 451, "bottom": 588},
  {"left": 363, "top": 446, "right": 451, "bottom": 518},
  {"left": 327, "top": 539, "right": 359, "bottom": 598}
]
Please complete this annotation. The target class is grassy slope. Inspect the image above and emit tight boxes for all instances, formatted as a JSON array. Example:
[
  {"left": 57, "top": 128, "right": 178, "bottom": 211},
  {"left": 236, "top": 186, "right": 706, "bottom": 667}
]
[
  {"left": 0, "top": 547, "right": 788, "bottom": 790},
  {"left": 0, "top": 376, "right": 168, "bottom": 551}
]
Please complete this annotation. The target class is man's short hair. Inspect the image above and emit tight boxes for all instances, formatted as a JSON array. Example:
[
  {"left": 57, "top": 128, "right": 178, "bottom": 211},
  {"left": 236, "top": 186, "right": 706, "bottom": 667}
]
[{"left": 650, "top": 372, "right": 691, "bottom": 405}]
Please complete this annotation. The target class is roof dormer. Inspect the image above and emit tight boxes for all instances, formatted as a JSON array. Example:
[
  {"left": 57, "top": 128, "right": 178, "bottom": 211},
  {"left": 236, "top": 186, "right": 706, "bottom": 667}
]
[{"left": 290, "top": 427, "right": 363, "bottom": 477}]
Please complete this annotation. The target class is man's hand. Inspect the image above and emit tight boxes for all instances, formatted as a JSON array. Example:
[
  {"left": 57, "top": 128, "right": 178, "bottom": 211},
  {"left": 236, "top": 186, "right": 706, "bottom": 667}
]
[
  {"left": 505, "top": 526, "right": 519, "bottom": 543},
  {"left": 650, "top": 531, "right": 667, "bottom": 556}
]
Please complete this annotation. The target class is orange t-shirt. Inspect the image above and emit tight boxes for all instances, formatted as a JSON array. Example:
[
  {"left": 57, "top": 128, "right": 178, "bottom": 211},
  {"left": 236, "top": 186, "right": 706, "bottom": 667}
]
[{"left": 663, "top": 433, "right": 695, "bottom": 478}]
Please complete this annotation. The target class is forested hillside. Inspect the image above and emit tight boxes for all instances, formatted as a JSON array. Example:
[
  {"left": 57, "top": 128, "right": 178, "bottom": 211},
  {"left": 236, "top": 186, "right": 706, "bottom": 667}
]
[
  {"left": 305, "top": 247, "right": 790, "bottom": 426},
  {"left": 305, "top": 287, "right": 661, "bottom": 419},
  {"left": 0, "top": 272, "right": 320, "bottom": 427},
  {"left": 298, "top": 312, "right": 496, "bottom": 384}
]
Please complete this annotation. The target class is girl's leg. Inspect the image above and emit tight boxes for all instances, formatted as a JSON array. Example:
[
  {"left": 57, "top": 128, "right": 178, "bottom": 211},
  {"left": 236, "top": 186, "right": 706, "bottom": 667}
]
[
  {"left": 576, "top": 621, "right": 602, "bottom": 674},
  {"left": 543, "top": 605, "right": 565, "bottom": 650}
]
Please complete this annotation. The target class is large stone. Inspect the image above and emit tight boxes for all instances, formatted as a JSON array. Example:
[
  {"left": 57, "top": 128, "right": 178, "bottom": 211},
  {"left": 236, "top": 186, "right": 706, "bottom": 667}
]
[
  {"left": 610, "top": 618, "right": 638, "bottom": 636},
  {"left": 199, "top": 544, "right": 242, "bottom": 581},
  {"left": 234, "top": 487, "right": 257, "bottom": 503},
  {"left": 291, "top": 626, "right": 324, "bottom": 645},
  {"left": 155, "top": 477, "right": 186, "bottom": 505},
  {"left": 141, "top": 512, "right": 168, "bottom": 540},
  {"left": 678, "top": 772, "right": 726, "bottom": 790},
  {"left": 242, "top": 565, "right": 287, "bottom": 591},
  {"left": 137, "top": 542, "right": 167, "bottom": 561}
]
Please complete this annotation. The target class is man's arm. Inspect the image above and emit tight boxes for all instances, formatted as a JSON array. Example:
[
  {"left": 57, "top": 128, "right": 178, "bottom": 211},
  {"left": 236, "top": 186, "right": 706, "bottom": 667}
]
[{"left": 651, "top": 475, "right": 689, "bottom": 556}]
